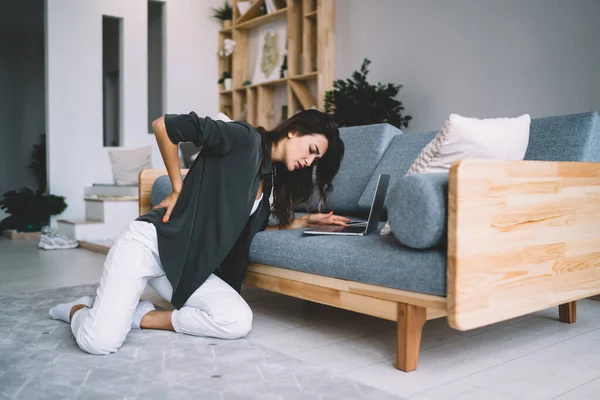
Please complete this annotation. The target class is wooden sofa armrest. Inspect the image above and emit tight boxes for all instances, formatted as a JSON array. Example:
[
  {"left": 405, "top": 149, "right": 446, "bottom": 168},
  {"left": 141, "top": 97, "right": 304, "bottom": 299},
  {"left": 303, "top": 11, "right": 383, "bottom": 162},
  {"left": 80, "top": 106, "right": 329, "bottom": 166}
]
[
  {"left": 448, "top": 160, "right": 600, "bottom": 330},
  {"left": 138, "top": 169, "right": 188, "bottom": 215}
]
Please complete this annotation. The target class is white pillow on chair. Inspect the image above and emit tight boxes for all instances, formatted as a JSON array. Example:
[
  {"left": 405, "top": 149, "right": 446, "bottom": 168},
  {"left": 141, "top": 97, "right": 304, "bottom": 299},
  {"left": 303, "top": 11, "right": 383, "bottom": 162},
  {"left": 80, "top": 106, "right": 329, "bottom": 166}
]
[{"left": 108, "top": 146, "right": 153, "bottom": 186}]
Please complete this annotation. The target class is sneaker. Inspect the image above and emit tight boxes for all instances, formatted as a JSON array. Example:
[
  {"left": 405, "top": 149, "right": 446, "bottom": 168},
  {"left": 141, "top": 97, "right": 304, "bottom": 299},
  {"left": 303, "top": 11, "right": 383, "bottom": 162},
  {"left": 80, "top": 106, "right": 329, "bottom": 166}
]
[
  {"left": 38, "top": 232, "right": 58, "bottom": 248},
  {"left": 39, "top": 233, "right": 79, "bottom": 250}
]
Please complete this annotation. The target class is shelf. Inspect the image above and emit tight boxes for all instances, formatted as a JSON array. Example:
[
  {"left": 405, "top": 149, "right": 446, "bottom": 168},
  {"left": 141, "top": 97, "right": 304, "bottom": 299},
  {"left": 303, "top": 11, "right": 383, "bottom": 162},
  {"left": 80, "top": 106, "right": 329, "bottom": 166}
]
[
  {"left": 236, "top": 77, "right": 288, "bottom": 90},
  {"left": 235, "top": 8, "right": 288, "bottom": 30},
  {"left": 289, "top": 80, "right": 316, "bottom": 109},
  {"left": 290, "top": 72, "right": 317, "bottom": 81},
  {"left": 304, "top": 10, "right": 317, "bottom": 19},
  {"left": 250, "top": 77, "right": 288, "bottom": 87},
  {"left": 219, "top": 0, "right": 335, "bottom": 125},
  {"left": 235, "top": 0, "right": 265, "bottom": 25}
]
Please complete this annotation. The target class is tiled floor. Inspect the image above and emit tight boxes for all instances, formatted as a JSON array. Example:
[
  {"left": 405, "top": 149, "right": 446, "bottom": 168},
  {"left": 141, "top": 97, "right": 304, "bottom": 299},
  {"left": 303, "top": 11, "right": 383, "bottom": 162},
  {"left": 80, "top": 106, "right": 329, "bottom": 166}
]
[{"left": 2, "top": 237, "right": 600, "bottom": 400}]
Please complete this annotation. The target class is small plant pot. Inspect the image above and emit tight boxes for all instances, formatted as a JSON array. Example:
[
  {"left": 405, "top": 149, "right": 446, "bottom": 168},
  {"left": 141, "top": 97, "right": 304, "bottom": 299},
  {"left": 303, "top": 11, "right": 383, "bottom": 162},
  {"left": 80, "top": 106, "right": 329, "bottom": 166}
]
[
  {"left": 224, "top": 78, "right": 233, "bottom": 91},
  {"left": 2, "top": 230, "right": 42, "bottom": 240},
  {"left": 222, "top": 20, "right": 232, "bottom": 29}
]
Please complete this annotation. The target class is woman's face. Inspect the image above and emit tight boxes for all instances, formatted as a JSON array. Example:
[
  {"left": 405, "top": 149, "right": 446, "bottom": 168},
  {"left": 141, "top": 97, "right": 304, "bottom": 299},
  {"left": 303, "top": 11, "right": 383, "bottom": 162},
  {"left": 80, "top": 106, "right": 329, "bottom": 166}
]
[{"left": 283, "top": 132, "right": 329, "bottom": 172}]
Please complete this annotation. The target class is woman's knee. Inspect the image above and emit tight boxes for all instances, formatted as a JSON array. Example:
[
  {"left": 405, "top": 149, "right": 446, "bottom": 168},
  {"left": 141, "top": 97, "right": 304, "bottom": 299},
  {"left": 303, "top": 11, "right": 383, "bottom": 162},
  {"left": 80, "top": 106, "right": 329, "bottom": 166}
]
[
  {"left": 74, "top": 328, "right": 126, "bottom": 355},
  {"left": 176, "top": 302, "right": 253, "bottom": 339},
  {"left": 213, "top": 299, "right": 253, "bottom": 338}
]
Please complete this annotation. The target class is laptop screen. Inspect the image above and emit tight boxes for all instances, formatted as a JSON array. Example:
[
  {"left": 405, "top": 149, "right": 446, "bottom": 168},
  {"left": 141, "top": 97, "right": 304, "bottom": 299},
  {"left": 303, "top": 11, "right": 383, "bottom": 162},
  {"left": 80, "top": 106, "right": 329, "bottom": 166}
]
[{"left": 364, "top": 174, "right": 391, "bottom": 234}]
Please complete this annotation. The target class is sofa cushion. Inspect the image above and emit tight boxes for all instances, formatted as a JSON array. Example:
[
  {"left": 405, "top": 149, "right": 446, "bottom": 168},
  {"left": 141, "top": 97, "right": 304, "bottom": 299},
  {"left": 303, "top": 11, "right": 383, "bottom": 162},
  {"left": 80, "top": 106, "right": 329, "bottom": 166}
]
[
  {"left": 525, "top": 111, "right": 600, "bottom": 162},
  {"left": 249, "top": 221, "right": 447, "bottom": 297},
  {"left": 300, "top": 123, "right": 401, "bottom": 213},
  {"left": 357, "top": 131, "right": 437, "bottom": 209},
  {"left": 406, "top": 113, "right": 531, "bottom": 175},
  {"left": 386, "top": 173, "right": 448, "bottom": 249},
  {"left": 150, "top": 174, "right": 186, "bottom": 207}
]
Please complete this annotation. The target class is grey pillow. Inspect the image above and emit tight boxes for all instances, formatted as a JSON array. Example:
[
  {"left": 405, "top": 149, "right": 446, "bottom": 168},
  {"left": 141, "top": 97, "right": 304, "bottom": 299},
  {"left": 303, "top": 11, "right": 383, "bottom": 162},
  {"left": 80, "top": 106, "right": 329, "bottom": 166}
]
[
  {"left": 151, "top": 174, "right": 187, "bottom": 207},
  {"left": 108, "top": 146, "right": 153, "bottom": 185},
  {"left": 386, "top": 173, "right": 449, "bottom": 249}
]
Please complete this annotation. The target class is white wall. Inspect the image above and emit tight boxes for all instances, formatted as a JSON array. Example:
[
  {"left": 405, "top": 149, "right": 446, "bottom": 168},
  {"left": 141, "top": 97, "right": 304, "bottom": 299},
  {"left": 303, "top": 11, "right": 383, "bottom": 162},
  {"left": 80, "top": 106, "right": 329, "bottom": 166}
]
[
  {"left": 336, "top": 0, "right": 600, "bottom": 133},
  {"left": 0, "top": 0, "right": 45, "bottom": 196},
  {"left": 46, "top": 0, "right": 221, "bottom": 223},
  {"left": 44, "top": 0, "right": 600, "bottom": 223}
]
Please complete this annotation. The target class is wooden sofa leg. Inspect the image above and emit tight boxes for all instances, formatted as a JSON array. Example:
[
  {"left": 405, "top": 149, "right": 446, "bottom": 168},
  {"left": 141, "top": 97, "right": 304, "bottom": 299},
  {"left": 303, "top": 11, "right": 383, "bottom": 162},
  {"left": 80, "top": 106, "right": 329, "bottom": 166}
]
[
  {"left": 396, "top": 303, "right": 426, "bottom": 372},
  {"left": 559, "top": 301, "right": 577, "bottom": 324}
]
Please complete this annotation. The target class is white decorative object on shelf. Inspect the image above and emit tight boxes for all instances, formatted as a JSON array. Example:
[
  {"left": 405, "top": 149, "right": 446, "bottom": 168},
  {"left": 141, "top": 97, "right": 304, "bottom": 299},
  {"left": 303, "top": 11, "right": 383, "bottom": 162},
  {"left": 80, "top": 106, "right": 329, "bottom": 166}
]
[
  {"left": 224, "top": 78, "right": 233, "bottom": 90},
  {"left": 252, "top": 20, "right": 287, "bottom": 84},
  {"left": 218, "top": 38, "right": 237, "bottom": 57}
]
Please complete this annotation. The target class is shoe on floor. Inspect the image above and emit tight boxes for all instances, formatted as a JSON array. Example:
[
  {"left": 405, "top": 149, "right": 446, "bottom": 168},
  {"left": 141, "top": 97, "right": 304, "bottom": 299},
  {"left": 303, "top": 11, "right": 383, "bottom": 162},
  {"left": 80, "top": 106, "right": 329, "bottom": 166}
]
[{"left": 39, "top": 233, "right": 79, "bottom": 250}]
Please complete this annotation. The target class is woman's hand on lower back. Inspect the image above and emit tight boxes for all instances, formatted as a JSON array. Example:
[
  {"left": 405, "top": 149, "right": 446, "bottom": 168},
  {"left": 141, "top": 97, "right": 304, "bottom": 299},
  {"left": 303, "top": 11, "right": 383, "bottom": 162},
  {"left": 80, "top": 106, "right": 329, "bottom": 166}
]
[{"left": 153, "top": 190, "right": 180, "bottom": 222}]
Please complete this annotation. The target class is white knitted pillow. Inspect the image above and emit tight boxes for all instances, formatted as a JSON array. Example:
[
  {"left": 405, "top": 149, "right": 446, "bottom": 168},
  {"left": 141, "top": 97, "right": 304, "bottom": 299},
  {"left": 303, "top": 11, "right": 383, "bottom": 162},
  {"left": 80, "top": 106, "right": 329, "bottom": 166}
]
[{"left": 381, "top": 113, "right": 531, "bottom": 236}]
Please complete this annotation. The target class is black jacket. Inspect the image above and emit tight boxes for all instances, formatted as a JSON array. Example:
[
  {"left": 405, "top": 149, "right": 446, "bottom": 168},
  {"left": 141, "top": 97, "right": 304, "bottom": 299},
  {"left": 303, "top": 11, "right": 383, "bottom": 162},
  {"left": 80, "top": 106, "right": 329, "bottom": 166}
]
[{"left": 137, "top": 112, "right": 273, "bottom": 309}]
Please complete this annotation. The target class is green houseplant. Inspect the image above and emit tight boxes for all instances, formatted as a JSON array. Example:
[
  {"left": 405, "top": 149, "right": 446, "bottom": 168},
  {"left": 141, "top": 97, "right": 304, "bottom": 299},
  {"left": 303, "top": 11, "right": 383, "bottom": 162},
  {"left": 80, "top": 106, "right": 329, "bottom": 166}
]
[
  {"left": 218, "top": 71, "right": 232, "bottom": 91},
  {"left": 0, "top": 134, "right": 68, "bottom": 233},
  {"left": 212, "top": 1, "right": 233, "bottom": 29},
  {"left": 280, "top": 54, "right": 288, "bottom": 78},
  {"left": 0, "top": 188, "right": 67, "bottom": 232},
  {"left": 324, "top": 58, "right": 412, "bottom": 129}
]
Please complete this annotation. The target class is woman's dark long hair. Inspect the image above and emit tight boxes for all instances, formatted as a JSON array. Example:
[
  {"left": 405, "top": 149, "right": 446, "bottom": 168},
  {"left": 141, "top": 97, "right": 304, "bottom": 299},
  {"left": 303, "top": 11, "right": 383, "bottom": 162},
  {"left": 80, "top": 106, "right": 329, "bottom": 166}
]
[{"left": 257, "top": 109, "right": 344, "bottom": 229}]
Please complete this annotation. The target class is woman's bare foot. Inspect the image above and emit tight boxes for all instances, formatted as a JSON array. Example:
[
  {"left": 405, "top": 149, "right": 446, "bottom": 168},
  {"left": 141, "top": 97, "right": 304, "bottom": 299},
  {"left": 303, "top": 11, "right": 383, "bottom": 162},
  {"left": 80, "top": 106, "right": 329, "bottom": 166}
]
[{"left": 69, "top": 304, "right": 88, "bottom": 320}]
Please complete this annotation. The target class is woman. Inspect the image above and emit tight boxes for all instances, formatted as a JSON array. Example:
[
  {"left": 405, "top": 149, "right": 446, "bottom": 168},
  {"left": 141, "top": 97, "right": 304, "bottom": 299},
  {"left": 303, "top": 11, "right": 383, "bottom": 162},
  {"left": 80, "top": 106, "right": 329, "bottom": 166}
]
[{"left": 49, "top": 109, "right": 347, "bottom": 355}]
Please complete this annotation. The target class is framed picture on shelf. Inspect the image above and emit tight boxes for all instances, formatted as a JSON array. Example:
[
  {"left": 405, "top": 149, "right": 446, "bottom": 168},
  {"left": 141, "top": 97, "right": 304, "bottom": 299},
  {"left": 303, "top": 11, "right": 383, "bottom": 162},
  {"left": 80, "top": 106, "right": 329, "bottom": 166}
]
[{"left": 252, "top": 19, "right": 287, "bottom": 84}]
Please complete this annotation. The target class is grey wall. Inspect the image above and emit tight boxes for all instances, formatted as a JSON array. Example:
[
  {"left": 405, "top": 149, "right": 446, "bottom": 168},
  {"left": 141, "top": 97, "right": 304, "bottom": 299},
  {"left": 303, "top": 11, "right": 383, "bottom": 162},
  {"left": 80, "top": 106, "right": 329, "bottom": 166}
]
[
  {"left": 147, "top": 1, "right": 164, "bottom": 131},
  {"left": 0, "top": 0, "right": 45, "bottom": 195},
  {"left": 102, "top": 16, "right": 122, "bottom": 147},
  {"left": 336, "top": 0, "right": 600, "bottom": 133}
]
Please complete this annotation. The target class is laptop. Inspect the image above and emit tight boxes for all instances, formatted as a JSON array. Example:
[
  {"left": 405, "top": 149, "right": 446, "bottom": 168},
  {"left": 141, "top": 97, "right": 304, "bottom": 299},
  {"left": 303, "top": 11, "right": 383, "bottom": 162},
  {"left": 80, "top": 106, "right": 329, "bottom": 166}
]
[{"left": 303, "top": 174, "right": 390, "bottom": 236}]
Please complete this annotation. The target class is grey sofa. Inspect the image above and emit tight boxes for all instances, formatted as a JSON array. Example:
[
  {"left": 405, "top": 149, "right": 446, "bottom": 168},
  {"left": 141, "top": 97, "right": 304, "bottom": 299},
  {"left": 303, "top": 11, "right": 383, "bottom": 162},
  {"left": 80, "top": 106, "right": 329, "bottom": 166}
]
[{"left": 139, "top": 111, "right": 600, "bottom": 372}]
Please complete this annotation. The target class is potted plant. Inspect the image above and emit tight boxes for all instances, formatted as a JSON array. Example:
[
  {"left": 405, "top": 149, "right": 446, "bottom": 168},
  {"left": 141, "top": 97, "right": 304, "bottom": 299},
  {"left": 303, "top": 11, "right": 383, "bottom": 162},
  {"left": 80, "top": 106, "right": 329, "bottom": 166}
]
[
  {"left": 0, "top": 134, "right": 68, "bottom": 238},
  {"left": 280, "top": 54, "right": 288, "bottom": 78},
  {"left": 212, "top": 1, "right": 233, "bottom": 29},
  {"left": 324, "top": 58, "right": 412, "bottom": 129},
  {"left": 0, "top": 188, "right": 67, "bottom": 235},
  {"left": 218, "top": 71, "right": 233, "bottom": 91}
]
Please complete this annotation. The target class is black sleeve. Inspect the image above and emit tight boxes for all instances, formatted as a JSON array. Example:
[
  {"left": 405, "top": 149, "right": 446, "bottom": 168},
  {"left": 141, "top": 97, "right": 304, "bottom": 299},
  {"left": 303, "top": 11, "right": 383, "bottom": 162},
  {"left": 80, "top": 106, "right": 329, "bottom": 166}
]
[{"left": 164, "top": 112, "right": 253, "bottom": 154}]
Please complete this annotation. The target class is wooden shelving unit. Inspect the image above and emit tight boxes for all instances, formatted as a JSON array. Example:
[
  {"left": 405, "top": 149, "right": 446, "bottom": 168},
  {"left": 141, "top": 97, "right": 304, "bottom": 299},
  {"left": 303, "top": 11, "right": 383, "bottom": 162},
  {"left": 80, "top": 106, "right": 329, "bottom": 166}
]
[{"left": 217, "top": 0, "right": 334, "bottom": 129}]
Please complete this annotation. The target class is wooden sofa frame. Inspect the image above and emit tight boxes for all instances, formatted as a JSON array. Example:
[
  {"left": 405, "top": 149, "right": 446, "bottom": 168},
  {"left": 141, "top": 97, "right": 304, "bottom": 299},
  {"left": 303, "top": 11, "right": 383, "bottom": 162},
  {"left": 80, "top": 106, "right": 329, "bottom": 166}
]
[{"left": 139, "top": 159, "right": 600, "bottom": 372}]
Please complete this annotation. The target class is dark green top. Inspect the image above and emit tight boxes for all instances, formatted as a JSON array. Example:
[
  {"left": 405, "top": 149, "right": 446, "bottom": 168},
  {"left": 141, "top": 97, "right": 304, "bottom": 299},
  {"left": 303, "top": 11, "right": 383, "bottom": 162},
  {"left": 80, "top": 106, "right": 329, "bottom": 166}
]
[{"left": 136, "top": 112, "right": 273, "bottom": 309}]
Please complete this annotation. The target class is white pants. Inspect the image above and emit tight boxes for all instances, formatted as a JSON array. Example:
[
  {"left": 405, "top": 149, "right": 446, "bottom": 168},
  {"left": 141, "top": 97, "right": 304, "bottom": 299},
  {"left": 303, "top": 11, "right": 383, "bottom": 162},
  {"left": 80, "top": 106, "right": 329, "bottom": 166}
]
[{"left": 70, "top": 221, "right": 253, "bottom": 355}]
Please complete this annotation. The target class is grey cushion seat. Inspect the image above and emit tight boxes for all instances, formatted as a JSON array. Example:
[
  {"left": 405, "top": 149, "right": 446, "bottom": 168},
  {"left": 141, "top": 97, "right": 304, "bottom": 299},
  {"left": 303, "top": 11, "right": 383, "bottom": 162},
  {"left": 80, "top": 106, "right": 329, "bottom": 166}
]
[
  {"left": 249, "top": 221, "right": 447, "bottom": 297},
  {"left": 151, "top": 174, "right": 447, "bottom": 296}
]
